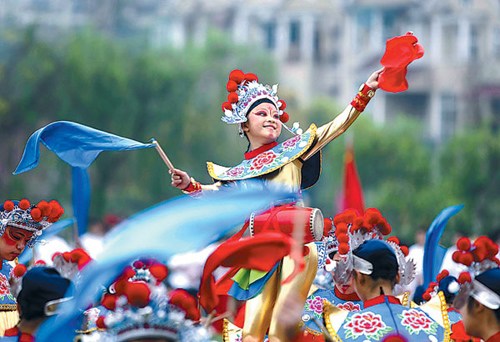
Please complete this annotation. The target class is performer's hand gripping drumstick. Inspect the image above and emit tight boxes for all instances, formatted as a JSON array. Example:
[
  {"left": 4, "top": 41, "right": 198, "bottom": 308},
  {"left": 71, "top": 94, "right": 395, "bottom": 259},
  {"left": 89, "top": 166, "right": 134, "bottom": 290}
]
[
  {"left": 152, "top": 139, "right": 175, "bottom": 171},
  {"left": 152, "top": 139, "right": 193, "bottom": 189}
]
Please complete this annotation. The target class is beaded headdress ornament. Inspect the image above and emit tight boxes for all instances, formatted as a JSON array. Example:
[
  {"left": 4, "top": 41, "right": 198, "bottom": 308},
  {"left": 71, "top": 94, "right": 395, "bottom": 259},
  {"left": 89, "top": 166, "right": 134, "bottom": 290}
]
[
  {"left": 96, "top": 258, "right": 211, "bottom": 342},
  {"left": 0, "top": 199, "right": 64, "bottom": 248},
  {"left": 451, "top": 236, "right": 500, "bottom": 310},
  {"left": 331, "top": 208, "right": 415, "bottom": 289},
  {"left": 221, "top": 69, "right": 302, "bottom": 135}
]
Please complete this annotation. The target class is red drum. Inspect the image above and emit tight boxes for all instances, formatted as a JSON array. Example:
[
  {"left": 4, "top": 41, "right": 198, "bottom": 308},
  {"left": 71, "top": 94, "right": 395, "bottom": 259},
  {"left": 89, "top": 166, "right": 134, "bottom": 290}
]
[{"left": 249, "top": 205, "right": 326, "bottom": 243}]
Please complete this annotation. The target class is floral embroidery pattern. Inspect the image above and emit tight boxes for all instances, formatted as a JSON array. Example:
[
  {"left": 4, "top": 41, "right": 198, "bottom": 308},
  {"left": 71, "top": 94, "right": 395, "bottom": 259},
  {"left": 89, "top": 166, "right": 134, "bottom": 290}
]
[
  {"left": 343, "top": 312, "right": 393, "bottom": 340},
  {"left": 337, "top": 301, "right": 361, "bottom": 312},
  {"left": 214, "top": 130, "right": 313, "bottom": 180},
  {"left": 0, "top": 273, "right": 14, "bottom": 301},
  {"left": 226, "top": 166, "right": 245, "bottom": 177},
  {"left": 250, "top": 151, "right": 277, "bottom": 171},
  {"left": 399, "top": 309, "right": 438, "bottom": 335},
  {"left": 304, "top": 296, "right": 323, "bottom": 319},
  {"left": 282, "top": 135, "right": 301, "bottom": 150}
]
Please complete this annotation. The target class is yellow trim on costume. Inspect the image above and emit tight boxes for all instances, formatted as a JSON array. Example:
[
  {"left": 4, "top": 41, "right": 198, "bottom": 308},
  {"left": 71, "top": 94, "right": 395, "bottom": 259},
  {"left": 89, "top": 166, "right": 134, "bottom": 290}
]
[
  {"left": 207, "top": 124, "right": 318, "bottom": 180},
  {"left": 400, "top": 291, "right": 410, "bottom": 307},
  {"left": 0, "top": 305, "right": 17, "bottom": 311},
  {"left": 323, "top": 300, "right": 346, "bottom": 342},
  {"left": 438, "top": 291, "right": 451, "bottom": 342}
]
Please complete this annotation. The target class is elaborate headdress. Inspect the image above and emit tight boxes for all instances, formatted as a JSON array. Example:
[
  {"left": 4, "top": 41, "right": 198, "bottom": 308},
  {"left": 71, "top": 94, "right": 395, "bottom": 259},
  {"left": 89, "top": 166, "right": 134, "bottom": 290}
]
[
  {"left": 0, "top": 199, "right": 64, "bottom": 247},
  {"left": 422, "top": 269, "right": 460, "bottom": 303},
  {"left": 13, "top": 266, "right": 73, "bottom": 319},
  {"left": 331, "top": 208, "right": 415, "bottom": 289},
  {"left": 451, "top": 236, "right": 500, "bottom": 310},
  {"left": 221, "top": 69, "right": 300, "bottom": 135},
  {"left": 96, "top": 258, "right": 211, "bottom": 342}
]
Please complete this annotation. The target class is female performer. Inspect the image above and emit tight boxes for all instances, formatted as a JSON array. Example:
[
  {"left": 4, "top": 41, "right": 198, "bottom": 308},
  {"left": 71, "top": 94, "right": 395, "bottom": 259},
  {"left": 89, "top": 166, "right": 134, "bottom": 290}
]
[{"left": 170, "top": 67, "right": 381, "bottom": 342}]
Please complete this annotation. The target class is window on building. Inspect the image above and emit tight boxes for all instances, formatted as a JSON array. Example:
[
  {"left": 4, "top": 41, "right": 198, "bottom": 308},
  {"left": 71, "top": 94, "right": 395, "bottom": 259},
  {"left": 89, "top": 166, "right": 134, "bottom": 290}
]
[
  {"left": 313, "top": 28, "right": 321, "bottom": 62},
  {"left": 290, "top": 20, "right": 300, "bottom": 44},
  {"left": 355, "top": 10, "right": 371, "bottom": 52},
  {"left": 493, "top": 27, "right": 500, "bottom": 60},
  {"left": 263, "top": 22, "right": 276, "bottom": 50},
  {"left": 442, "top": 23, "right": 458, "bottom": 62},
  {"left": 288, "top": 20, "right": 301, "bottom": 61},
  {"left": 440, "top": 93, "right": 457, "bottom": 140},
  {"left": 470, "top": 25, "right": 479, "bottom": 61}
]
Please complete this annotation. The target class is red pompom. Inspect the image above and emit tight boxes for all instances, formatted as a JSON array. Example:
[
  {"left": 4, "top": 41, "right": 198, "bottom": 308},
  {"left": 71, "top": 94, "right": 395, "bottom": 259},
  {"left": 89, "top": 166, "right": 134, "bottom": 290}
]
[
  {"left": 245, "top": 73, "right": 258, "bottom": 82},
  {"left": 363, "top": 208, "right": 383, "bottom": 225},
  {"left": 457, "top": 237, "right": 471, "bottom": 251},
  {"left": 18, "top": 199, "right": 30, "bottom": 210},
  {"left": 352, "top": 217, "right": 365, "bottom": 232},
  {"left": 3, "top": 201, "right": 14, "bottom": 212},
  {"left": 459, "top": 252, "right": 474, "bottom": 266},
  {"left": 378, "top": 219, "right": 392, "bottom": 235},
  {"left": 30, "top": 208, "right": 43, "bottom": 222},
  {"left": 47, "top": 201, "right": 64, "bottom": 222},
  {"left": 221, "top": 101, "right": 232, "bottom": 111},
  {"left": 472, "top": 244, "right": 488, "bottom": 262},
  {"left": 133, "top": 260, "right": 145, "bottom": 269},
  {"left": 169, "top": 289, "right": 200, "bottom": 321},
  {"left": 96, "top": 316, "right": 106, "bottom": 329},
  {"left": 387, "top": 236, "right": 400, "bottom": 245},
  {"left": 36, "top": 201, "right": 51, "bottom": 217},
  {"left": 101, "top": 293, "right": 117, "bottom": 310},
  {"left": 399, "top": 245, "right": 409, "bottom": 257},
  {"left": 279, "top": 112, "right": 289, "bottom": 123},
  {"left": 335, "top": 223, "right": 348, "bottom": 235},
  {"left": 278, "top": 100, "right": 287, "bottom": 110},
  {"left": 113, "top": 279, "right": 128, "bottom": 296},
  {"left": 122, "top": 266, "right": 136, "bottom": 280},
  {"left": 62, "top": 252, "right": 72, "bottom": 262},
  {"left": 452, "top": 250, "right": 462, "bottom": 263},
  {"left": 337, "top": 234, "right": 349, "bottom": 244},
  {"left": 149, "top": 263, "right": 169, "bottom": 283},
  {"left": 334, "top": 209, "right": 359, "bottom": 226},
  {"left": 338, "top": 242, "right": 350, "bottom": 255},
  {"left": 228, "top": 92, "right": 239, "bottom": 103},
  {"left": 226, "top": 80, "right": 238, "bottom": 92},
  {"left": 13, "top": 264, "right": 27, "bottom": 278},
  {"left": 125, "top": 281, "right": 151, "bottom": 308},
  {"left": 437, "top": 270, "right": 449, "bottom": 282},
  {"left": 34, "top": 260, "right": 46, "bottom": 266},
  {"left": 229, "top": 70, "right": 245, "bottom": 83},
  {"left": 422, "top": 292, "right": 431, "bottom": 301},
  {"left": 458, "top": 272, "right": 472, "bottom": 284}
]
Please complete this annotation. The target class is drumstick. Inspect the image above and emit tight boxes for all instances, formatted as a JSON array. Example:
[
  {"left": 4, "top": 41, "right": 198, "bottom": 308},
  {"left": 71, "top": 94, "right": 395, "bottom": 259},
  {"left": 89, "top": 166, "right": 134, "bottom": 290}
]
[{"left": 152, "top": 139, "right": 175, "bottom": 172}]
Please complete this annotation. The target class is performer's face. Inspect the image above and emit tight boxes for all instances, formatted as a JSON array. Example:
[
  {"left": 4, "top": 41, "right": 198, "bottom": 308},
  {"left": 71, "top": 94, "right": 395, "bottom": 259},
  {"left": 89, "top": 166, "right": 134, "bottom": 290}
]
[
  {"left": 333, "top": 252, "right": 356, "bottom": 294},
  {"left": 0, "top": 226, "right": 33, "bottom": 260},
  {"left": 459, "top": 298, "right": 482, "bottom": 339},
  {"left": 243, "top": 102, "right": 282, "bottom": 148}
]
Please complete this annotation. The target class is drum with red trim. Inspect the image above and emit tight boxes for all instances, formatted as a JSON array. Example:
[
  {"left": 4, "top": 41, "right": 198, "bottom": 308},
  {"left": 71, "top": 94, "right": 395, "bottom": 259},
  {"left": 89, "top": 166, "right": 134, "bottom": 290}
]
[{"left": 249, "top": 205, "right": 326, "bottom": 243}]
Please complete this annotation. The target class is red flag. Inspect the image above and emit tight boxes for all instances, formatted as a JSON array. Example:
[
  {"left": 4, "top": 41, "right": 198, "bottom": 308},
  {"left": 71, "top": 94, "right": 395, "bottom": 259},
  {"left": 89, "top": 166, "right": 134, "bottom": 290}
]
[{"left": 339, "top": 144, "right": 365, "bottom": 215}]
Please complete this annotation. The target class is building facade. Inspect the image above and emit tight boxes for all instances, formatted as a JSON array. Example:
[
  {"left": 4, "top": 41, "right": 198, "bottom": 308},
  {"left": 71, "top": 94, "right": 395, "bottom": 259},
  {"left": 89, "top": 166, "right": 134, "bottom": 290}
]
[{"left": 1, "top": 0, "right": 499, "bottom": 141}]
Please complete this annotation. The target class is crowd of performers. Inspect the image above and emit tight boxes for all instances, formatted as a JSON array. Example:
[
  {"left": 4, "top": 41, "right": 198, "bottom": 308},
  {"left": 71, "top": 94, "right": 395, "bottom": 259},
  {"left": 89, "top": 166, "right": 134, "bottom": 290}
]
[{"left": 0, "top": 35, "right": 499, "bottom": 342}]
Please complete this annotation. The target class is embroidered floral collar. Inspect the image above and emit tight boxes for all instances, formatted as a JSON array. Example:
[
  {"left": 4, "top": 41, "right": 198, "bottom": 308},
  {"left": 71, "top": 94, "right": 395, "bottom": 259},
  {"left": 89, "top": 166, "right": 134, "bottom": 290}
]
[
  {"left": 244, "top": 141, "right": 278, "bottom": 160},
  {"left": 207, "top": 124, "right": 316, "bottom": 181}
]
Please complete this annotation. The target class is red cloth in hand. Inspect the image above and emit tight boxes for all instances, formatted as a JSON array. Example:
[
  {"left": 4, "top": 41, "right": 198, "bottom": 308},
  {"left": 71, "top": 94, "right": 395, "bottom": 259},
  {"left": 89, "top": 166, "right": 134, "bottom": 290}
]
[{"left": 379, "top": 32, "right": 424, "bottom": 93}]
